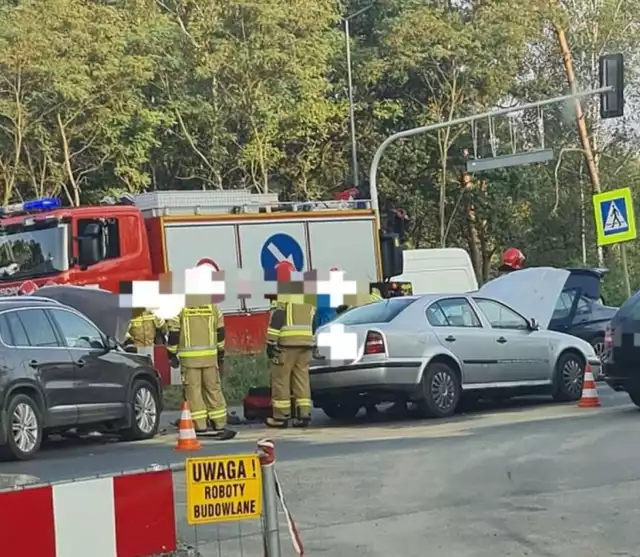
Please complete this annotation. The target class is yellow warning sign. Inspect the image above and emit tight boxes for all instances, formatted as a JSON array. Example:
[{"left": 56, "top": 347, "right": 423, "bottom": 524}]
[{"left": 186, "top": 454, "right": 262, "bottom": 525}]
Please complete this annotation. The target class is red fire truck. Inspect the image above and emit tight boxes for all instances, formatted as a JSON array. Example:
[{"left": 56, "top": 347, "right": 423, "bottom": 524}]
[{"left": 0, "top": 191, "right": 403, "bottom": 384}]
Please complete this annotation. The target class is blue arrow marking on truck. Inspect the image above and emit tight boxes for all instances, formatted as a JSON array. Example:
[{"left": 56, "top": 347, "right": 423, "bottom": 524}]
[{"left": 261, "top": 234, "right": 304, "bottom": 281}]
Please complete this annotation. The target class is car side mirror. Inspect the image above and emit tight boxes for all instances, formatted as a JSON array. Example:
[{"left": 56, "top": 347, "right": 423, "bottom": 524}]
[
  {"left": 105, "top": 336, "right": 118, "bottom": 351},
  {"left": 529, "top": 318, "right": 540, "bottom": 331},
  {"left": 78, "top": 236, "right": 101, "bottom": 267},
  {"left": 77, "top": 222, "right": 102, "bottom": 267}
]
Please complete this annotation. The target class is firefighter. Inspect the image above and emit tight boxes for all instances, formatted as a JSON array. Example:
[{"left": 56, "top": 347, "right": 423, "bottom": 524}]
[
  {"left": 265, "top": 262, "right": 315, "bottom": 428},
  {"left": 498, "top": 248, "right": 525, "bottom": 274},
  {"left": 167, "top": 299, "right": 236, "bottom": 440},
  {"left": 125, "top": 309, "right": 167, "bottom": 358}
]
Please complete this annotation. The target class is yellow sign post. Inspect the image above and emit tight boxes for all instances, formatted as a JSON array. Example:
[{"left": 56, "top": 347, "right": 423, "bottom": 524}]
[{"left": 186, "top": 454, "right": 263, "bottom": 525}]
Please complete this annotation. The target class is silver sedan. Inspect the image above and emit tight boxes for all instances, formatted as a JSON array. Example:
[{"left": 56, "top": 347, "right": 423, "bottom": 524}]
[{"left": 311, "top": 287, "right": 600, "bottom": 421}]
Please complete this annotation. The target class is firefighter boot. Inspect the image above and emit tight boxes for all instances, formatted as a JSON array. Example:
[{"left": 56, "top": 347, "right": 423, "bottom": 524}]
[
  {"left": 212, "top": 428, "right": 237, "bottom": 441},
  {"left": 265, "top": 417, "right": 289, "bottom": 429}
]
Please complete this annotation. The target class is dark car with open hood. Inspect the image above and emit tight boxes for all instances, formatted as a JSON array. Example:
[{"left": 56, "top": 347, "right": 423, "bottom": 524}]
[
  {"left": 0, "top": 290, "right": 163, "bottom": 460},
  {"left": 480, "top": 267, "right": 616, "bottom": 375}
]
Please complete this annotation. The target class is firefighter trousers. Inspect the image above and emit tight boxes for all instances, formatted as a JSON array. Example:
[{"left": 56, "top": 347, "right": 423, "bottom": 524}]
[
  {"left": 270, "top": 346, "right": 312, "bottom": 420},
  {"left": 183, "top": 365, "right": 227, "bottom": 430}
]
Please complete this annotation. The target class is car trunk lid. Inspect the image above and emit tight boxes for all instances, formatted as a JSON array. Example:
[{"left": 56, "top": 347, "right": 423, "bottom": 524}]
[{"left": 311, "top": 323, "right": 387, "bottom": 369}]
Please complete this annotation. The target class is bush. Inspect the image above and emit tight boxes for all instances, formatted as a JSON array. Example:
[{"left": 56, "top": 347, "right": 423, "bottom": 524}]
[{"left": 163, "top": 353, "right": 270, "bottom": 410}]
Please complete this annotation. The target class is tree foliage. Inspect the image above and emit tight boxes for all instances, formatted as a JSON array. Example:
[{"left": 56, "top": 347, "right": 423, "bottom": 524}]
[{"left": 0, "top": 0, "right": 639, "bottom": 298}]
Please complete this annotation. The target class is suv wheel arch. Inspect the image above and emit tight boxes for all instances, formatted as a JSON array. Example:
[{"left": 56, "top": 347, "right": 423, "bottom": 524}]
[{"left": 4, "top": 381, "right": 46, "bottom": 415}]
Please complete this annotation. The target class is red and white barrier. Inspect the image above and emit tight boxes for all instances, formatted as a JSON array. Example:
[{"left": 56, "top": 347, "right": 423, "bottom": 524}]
[{"left": 0, "top": 469, "right": 177, "bottom": 557}]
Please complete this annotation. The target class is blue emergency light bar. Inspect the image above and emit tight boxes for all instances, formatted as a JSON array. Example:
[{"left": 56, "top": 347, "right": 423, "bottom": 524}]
[{"left": 0, "top": 197, "right": 61, "bottom": 218}]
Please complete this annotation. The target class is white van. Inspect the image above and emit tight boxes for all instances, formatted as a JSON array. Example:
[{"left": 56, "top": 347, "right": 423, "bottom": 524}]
[{"left": 393, "top": 248, "right": 478, "bottom": 294}]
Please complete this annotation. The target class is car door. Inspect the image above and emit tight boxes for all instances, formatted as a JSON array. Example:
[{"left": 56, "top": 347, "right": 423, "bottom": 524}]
[
  {"left": 47, "top": 307, "right": 129, "bottom": 424},
  {"left": 2, "top": 308, "right": 78, "bottom": 427},
  {"left": 426, "top": 297, "right": 506, "bottom": 386},
  {"left": 472, "top": 297, "right": 552, "bottom": 382}
]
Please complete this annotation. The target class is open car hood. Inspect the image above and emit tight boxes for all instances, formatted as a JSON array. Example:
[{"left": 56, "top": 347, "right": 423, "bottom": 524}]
[
  {"left": 477, "top": 267, "right": 570, "bottom": 329},
  {"left": 31, "top": 285, "right": 133, "bottom": 343}
]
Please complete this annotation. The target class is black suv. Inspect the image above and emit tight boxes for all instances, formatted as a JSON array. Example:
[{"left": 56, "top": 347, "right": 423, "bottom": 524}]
[{"left": 0, "top": 296, "right": 163, "bottom": 460}]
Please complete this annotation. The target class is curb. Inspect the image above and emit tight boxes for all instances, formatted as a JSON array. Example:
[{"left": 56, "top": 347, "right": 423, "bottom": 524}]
[{"left": 0, "top": 473, "right": 40, "bottom": 490}]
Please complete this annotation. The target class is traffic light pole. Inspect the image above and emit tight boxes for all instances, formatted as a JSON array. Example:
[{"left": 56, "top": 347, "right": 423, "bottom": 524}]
[{"left": 368, "top": 86, "right": 612, "bottom": 229}]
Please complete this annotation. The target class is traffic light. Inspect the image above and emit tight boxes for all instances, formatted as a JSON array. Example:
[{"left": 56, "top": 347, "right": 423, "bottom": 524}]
[{"left": 599, "top": 53, "right": 624, "bottom": 119}]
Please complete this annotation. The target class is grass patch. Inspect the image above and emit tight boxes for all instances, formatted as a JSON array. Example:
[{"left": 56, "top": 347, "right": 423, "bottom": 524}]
[{"left": 163, "top": 353, "right": 270, "bottom": 410}]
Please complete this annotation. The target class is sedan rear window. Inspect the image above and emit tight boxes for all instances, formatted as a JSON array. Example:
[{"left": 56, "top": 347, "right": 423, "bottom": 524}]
[{"left": 331, "top": 298, "right": 416, "bottom": 326}]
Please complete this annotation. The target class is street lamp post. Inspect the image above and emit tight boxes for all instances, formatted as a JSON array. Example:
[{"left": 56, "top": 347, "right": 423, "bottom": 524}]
[{"left": 343, "top": 4, "right": 373, "bottom": 190}]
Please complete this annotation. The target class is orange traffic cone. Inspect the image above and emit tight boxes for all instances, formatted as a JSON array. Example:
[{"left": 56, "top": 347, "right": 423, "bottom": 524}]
[
  {"left": 578, "top": 363, "right": 601, "bottom": 408},
  {"left": 175, "top": 400, "right": 201, "bottom": 451}
]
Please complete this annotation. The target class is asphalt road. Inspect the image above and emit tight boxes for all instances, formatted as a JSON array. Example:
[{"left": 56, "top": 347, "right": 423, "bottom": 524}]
[
  {"left": 172, "top": 389, "right": 640, "bottom": 557},
  {"left": 2, "top": 386, "right": 639, "bottom": 556},
  {"left": 0, "top": 385, "right": 630, "bottom": 483}
]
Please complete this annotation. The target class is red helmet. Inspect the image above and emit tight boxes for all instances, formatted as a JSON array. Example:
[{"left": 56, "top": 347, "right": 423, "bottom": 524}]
[{"left": 500, "top": 248, "right": 525, "bottom": 271}]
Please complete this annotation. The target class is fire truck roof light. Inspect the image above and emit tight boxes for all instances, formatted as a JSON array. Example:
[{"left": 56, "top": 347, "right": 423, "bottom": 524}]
[{"left": 0, "top": 197, "right": 61, "bottom": 217}]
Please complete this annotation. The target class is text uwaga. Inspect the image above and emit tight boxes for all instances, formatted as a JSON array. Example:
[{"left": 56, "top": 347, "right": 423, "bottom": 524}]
[{"left": 190, "top": 459, "right": 260, "bottom": 520}]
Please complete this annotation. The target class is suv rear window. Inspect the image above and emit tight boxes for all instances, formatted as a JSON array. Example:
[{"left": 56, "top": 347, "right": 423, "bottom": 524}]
[{"left": 331, "top": 298, "right": 416, "bottom": 326}]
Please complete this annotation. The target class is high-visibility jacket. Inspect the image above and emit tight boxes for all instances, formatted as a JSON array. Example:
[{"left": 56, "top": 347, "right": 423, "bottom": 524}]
[
  {"left": 166, "top": 304, "right": 225, "bottom": 367},
  {"left": 126, "top": 310, "right": 166, "bottom": 347},
  {"left": 267, "top": 302, "right": 315, "bottom": 347},
  {"left": 370, "top": 288, "right": 383, "bottom": 303}
]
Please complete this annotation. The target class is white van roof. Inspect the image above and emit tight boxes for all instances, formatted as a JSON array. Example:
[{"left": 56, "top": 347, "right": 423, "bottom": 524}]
[{"left": 393, "top": 248, "right": 478, "bottom": 294}]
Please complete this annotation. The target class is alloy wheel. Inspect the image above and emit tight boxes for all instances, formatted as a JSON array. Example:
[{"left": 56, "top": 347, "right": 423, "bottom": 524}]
[
  {"left": 561, "top": 358, "right": 584, "bottom": 397},
  {"left": 11, "top": 403, "right": 39, "bottom": 454},
  {"left": 431, "top": 370, "right": 456, "bottom": 411},
  {"left": 592, "top": 340, "right": 606, "bottom": 362},
  {"left": 135, "top": 387, "right": 158, "bottom": 434}
]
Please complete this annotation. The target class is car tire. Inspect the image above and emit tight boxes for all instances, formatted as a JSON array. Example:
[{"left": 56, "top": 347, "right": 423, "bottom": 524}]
[
  {"left": 121, "top": 380, "right": 160, "bottom": 441},
  {"left": 552, "top": 352, "right": 585, "bottom": 402},
  {"left": 627, "top": 390, "right": 640, "bottom": 408},
  {"left": 0, "top": 393, "right": 43, "bottom": 461},
  {"left": 321, "top": 402, "right": 361, "bottom": 421},
  {"left": 418, "top": 362, "right": 461, "bottom": 418}
]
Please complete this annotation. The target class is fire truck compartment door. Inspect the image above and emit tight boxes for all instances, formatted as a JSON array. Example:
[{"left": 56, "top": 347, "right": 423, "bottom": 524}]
[
  {"left": 238, "top": 221, "right": 307, "bottom": 311},
  {"left": 163, "top": 223, "right": 241, "bottom": 313},
  {"left": 307, "top": 218, "right": 378, "bottom": 285}
]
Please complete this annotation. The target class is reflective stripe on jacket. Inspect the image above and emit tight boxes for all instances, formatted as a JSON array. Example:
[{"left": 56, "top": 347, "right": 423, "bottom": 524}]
[
  {"left": 166, "top": 304, "right": 225, "bottom": 366},
  {"left": 267, "top": 302, "right": 315, "bottom": 347},
  {"left": 127, "top": 310, "right": 166, "bottom": 347}
]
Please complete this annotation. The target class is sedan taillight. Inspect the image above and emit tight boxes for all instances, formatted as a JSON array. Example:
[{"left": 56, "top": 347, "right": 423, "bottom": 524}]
[{"left": 364, "top": 331, "right": 386, "bottom": 355}]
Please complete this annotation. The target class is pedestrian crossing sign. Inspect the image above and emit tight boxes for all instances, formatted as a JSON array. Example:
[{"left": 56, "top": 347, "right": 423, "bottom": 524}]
[{"left": 593, "top": 187, "right": 637, "bottom": 246}]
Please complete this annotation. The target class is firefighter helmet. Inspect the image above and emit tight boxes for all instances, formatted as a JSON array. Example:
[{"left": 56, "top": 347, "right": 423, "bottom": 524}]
[
  {"left": 500, "top": 248, "right": 525, "bottom": 272},
  {"left": 274, "top": 260, "right": 295, "bottom": 282}
]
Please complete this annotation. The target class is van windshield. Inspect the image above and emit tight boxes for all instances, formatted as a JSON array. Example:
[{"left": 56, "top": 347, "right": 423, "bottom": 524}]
[
  {"left": 0, "top": 225, "right": 68, "bottom": 280},
  {"left": 331, "top": 298, "right": 416, "bottom": 326}
]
